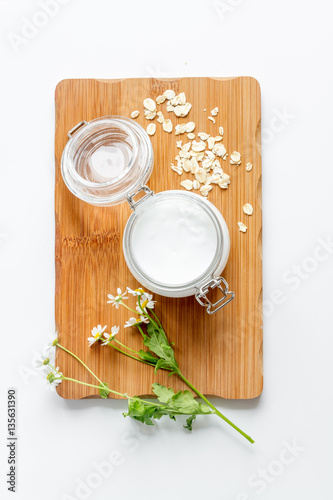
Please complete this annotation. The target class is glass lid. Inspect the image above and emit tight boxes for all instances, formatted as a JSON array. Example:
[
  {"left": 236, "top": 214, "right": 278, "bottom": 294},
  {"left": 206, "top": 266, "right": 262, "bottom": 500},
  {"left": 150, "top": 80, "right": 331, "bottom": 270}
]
[{"left": 61, "top": 116, "right": 154, "bottom": 207}]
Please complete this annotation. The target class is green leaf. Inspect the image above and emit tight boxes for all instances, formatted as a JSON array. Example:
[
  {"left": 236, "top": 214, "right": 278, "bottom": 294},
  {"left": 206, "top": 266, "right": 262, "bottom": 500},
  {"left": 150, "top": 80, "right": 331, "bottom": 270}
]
[
  {"left": 99, "top": 383, "right": 109, "bottom": 399},
  {"left": 184, "top": 415, "right": 196, "bottom": 431},
  {"left": 123, "top": 387, "right": 213, "bottom": 430},
  {"left": 170, "top": 390, "right": 201, "bottom": 413},
  {"left": 143, "top": 330, "right": 179, "bottom": 373},
  {"left": 123, "top": 398, "right": 176, "bottom": 426},
  {"left": 199, "top": 403, "right": 212, "bottom": 414},
  {"left": 152, "top": 384, "right": 213, "bottom": 416},
  {"left": 152, "top": 383, "right": 175, "bottom": 404},
  {"left": 138, "top": 350, "right": 158, "bottom": 364},
  {"left": 146, "top": 321, "right": 160, "bottom": 336}
]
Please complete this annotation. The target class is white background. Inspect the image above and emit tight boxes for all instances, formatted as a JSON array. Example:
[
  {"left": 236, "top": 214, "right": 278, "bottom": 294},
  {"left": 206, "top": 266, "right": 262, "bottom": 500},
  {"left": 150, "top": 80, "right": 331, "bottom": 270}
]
[{"left": 1, "top": 0, "right": 333, "bottom": 499}]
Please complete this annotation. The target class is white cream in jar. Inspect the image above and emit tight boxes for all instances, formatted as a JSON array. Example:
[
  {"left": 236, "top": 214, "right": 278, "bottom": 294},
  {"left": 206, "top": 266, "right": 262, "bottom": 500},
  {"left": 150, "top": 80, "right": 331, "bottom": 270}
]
[{"left": 130, "top": 196, "right": 218, "bottom": 285}]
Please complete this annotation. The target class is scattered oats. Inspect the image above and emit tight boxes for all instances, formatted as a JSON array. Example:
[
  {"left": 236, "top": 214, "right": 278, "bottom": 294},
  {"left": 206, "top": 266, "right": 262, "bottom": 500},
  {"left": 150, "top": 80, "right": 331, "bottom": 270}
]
[
  {"left": 198, "top": 132, "right": 210, "bottom": 141},
  {"left": 180, "top": 102, "right": 192, "bottom": 117},
  {"left": 243, "top": 203, "right": 253, "bottom": 216},
  {"left": 143, "top": 98, "right": 156, "bottom": 112},
  {"left": 179, "top": 150, "right": 191, "bottom": 159},
  {"left": 166, "top": 104, "right": 174, "bottom": 112},
  {"left": 187, "top": 133, "right": 195, "bottom": 140},
  {"left": 171, "top": 163, "right": 183, "bottom": 175},
  {"left": 206, "top": 150, "right": 215, "bottom": 160},
  {"left": 209, "top": 174, "right": 221, "bottom": 184},
  {"left": 180, "top": 179, "right": 193, "bottom": 191},
  {"left": 211, "top": 107, "right": 219, "bottom": 116},
  {"left": 219, "top": 126, "right": 224, "bottom": 136},
  {"left": 208, "top": 116, "right": 216, "bottom": 123},
  {"left": 144, "top": 109, "right": 156, "bottom": 120},
  {"left": 195, "top": 168, "right": 207, "bottom": 184},
  {"left": 174, "top": 105, "right": 183, "bottom": 117},
  {"left": 230, "top": 151, "right": 241, "bottom": 165},
  {"left": 192, "top": 140, "right": 206, "bottom": 152},
  {"left": 181, "top": 142, "right": 192, "bottom": 152},
  {"left": 219, "top": 181, "right": 230, "bottom": 189},
  {"left": 202, "top": 157, "right": 214, "bottom": 170},
  {"left": 169, "top": 96, "right": 178, "bottom": 106},
  {"left": 185, "top": 122, "right": 195, "bottom": 133},
  {"left": 214, "top": 136, "right": 223, "bottom": 142},
  {"left": 204, "top": 108, "right": 207, "bottom": 111},
  {"left": 182, "top": 160, "right": 192, "bottom": 172},
  {"left": 207, "top": 137, "right": 216, "bottom": 150},
  {"left": 164, "top": 89, "right": 176, "bottom": 100},
  {"left": 238, "top": 222, "right": 247, "bottom": 233},
  {"left": 246, "top": 162, "right": 253, "bottom": 172},
  {"left": 196, "top": 152, "right": 205, "bottom": 161},
  {"left": 170, "top": 92, "right": 187, "bottom": 106},
  {"left": 220, "top": 173, "right": 230, "bottom": 183},
  {"left": 146, "top": 123, "right": 156, "bottom": 136},
  {"left": 176, "top": 140, "right": 183, "bottom": 149},
  {"left": 190, "top": 159, "right": 200, "bottom": 174},
  {"left": 192, "top": 180, "right": 200, "bottom": 190},
  {"left": 200, "top": 184, "right": 213, "bottom": 197},
  {"left": 175, "top": 123, "right": 187, "bottom": 135},
  {"left": 213, "top": 143, "right": 227, "bottom": 159},
  {"left": 157, "top": 111, "right": 164, "bottom": 123},
  {"left": 162, "top": 119, "right": 173, "bottom": 133},
  {"left": 213, "top": 166, "right": 223, "bottom": 175},
  {"left": 131, "top": 110, "right": 140, "bottom": 119},
  {"left": 156, "top": 95, "right": 167, "bottom": 104}
]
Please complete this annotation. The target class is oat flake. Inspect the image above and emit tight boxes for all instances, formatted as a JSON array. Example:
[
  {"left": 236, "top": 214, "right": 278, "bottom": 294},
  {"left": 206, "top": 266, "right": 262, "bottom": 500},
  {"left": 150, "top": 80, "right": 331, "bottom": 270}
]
[
  {"left": 238, "top": 222, "right": 247, "bottom": 233},
  {"left": 243, "top": 203, "right": 253, "bottom": 215},
  {"left": 146, "top": 123, "right": 156, "bottom": 136}
]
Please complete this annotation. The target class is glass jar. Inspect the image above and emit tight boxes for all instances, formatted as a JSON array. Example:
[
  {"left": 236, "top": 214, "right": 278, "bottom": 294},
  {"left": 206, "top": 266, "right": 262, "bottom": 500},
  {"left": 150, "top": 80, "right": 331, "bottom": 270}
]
[{"left": 61, "top": 116, "right": 234, "bottom": 314}]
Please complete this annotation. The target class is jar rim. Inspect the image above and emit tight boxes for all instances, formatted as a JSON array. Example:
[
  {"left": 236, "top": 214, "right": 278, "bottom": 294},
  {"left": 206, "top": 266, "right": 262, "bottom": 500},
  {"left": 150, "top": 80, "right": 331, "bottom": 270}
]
[{"left": 123, "top": 190, "right": 229, "bottom": 294}]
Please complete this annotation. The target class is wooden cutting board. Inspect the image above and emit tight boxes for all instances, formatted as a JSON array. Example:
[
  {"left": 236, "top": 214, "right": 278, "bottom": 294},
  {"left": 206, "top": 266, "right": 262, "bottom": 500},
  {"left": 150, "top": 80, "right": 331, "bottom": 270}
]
[{"left": 55, "top": 77, "right": 262, "bottom": 400}]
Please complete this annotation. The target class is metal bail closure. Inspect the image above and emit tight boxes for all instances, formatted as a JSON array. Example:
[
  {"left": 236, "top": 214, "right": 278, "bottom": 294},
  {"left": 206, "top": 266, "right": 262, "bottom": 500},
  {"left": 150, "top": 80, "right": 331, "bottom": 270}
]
[
  {"left": 127, "top": 185, "right": 154, "bottom": 210},
  {"left": 195, "top": 277, "right": 235, "bottom": 314},
  {"left": 67, "top": 120, "right": 88, "bottom": 139}
]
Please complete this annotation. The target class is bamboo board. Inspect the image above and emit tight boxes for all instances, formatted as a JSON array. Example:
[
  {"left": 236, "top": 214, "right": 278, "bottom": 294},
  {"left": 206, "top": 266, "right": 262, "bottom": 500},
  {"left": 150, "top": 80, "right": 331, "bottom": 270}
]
[{"left": 55, "top": 77, "right": 262, "bottom": 400}]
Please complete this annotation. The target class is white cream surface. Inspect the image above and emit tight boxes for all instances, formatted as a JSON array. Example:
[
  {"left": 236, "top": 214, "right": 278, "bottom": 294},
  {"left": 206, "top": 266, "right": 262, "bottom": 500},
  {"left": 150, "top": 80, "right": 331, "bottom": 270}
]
[{"left": 130, "top": 196, "right": 218, "bottom": 285}]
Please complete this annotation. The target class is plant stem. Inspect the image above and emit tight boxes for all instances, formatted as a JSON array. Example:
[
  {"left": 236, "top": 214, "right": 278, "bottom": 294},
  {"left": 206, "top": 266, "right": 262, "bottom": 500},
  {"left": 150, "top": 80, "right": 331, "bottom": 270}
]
[
  {"left": 61, "top": 376, "right": 174, "bottom": 410},
  {"left": 108, "top": 344, "right": 156, "bottom": 367},
  {"left": 113, "top": 338, "right": 138, "bottom": 354},
  {"left": 150, "top": 310, "right": 163, "bottom": 328},
  {"left": 61, "top": 377, "right": 127, "bottom": 398},
  {"left": 177, "top": 373, "right": 254, "bottom": 444},
  {"left": 57, "top": 343, "right": 107, "bottom": 390}
]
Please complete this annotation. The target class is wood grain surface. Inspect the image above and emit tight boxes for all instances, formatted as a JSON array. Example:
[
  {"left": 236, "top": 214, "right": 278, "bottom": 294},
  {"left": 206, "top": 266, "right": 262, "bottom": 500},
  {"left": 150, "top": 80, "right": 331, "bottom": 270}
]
[{"left": 55, "top": 77, "right": 262, "bottom": 400}]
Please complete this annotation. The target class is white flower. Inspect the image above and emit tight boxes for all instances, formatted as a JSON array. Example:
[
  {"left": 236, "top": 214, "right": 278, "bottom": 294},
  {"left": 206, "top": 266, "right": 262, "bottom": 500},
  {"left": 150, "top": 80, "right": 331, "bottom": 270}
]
[
  {"left": 34, "top": 356, "right": 50, "bottom": 370},
  {"left": 137, "top": 293, "right": 156, "bottom": 311},
  {"left": 46, "top": 337, "right": 59, "bottom": 352},
  {"left": 43, "top": 366, "right": 63, "bottom": 391},
  {"left": 101, "top": 326, "right": 120, "bottom": 346},
  {"left": 88, "top": 325, "right": 107, "bottom": 346},
  {"left": 127, "top": 287, "right": 146, "bottom": 296},
  {"left": 124, "top": 316, "right": 149, "bottom": 328},
  {"left": 142, "top": 293, "right": 155, "bottom": 308},
  {"left": 107, "top": 288, "right": 128, "bottom": 308}
]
